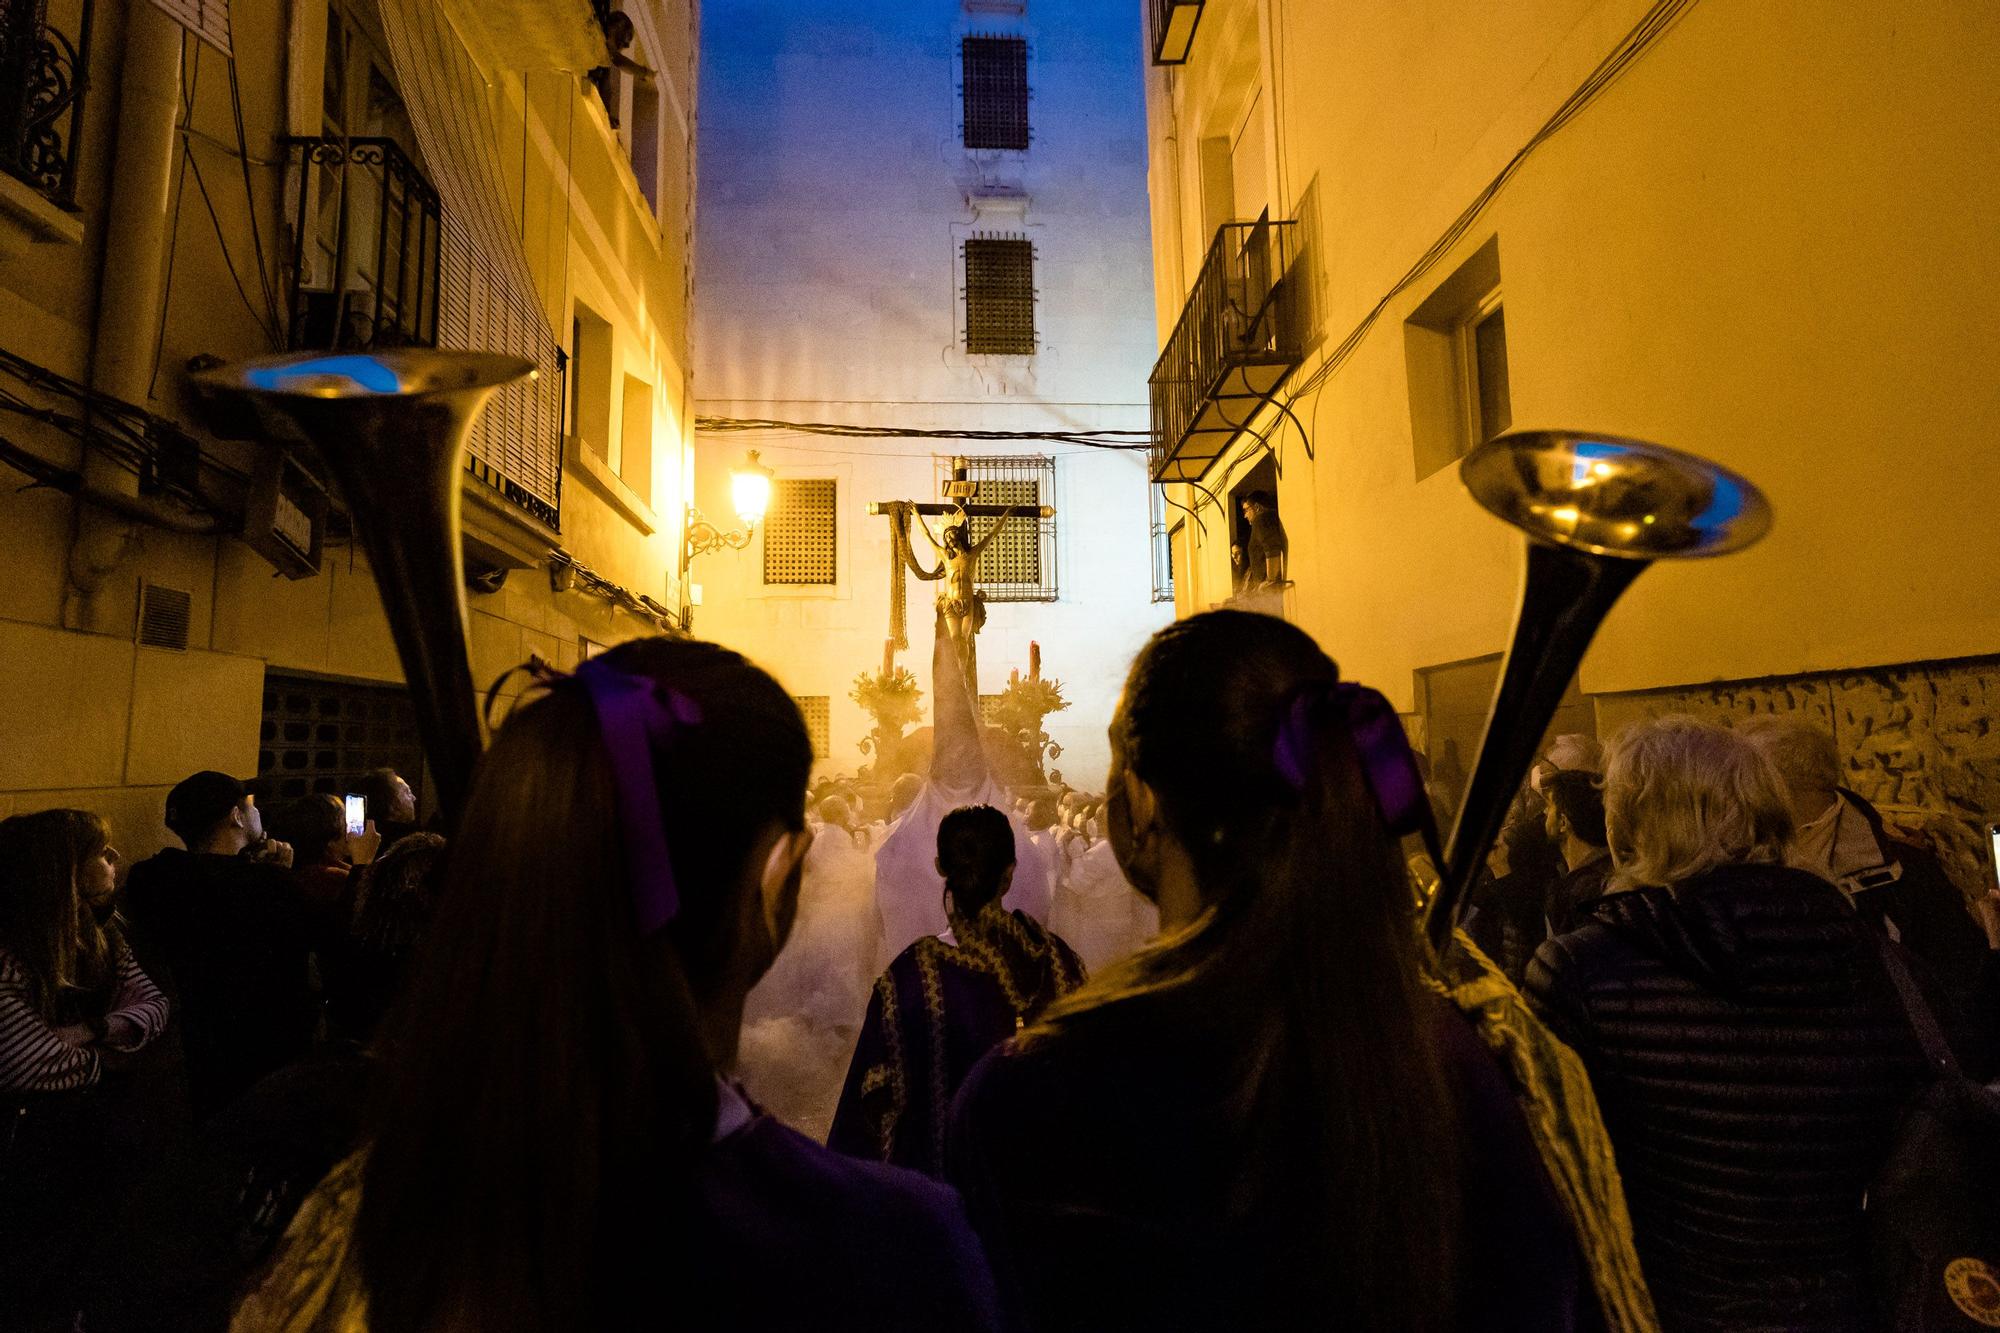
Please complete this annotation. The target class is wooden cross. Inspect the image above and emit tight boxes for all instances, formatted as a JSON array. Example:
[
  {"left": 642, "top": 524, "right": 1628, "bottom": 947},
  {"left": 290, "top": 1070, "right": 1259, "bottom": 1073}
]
[{"left": 869, "top": 458, "right": 1056, "bottom": 690}]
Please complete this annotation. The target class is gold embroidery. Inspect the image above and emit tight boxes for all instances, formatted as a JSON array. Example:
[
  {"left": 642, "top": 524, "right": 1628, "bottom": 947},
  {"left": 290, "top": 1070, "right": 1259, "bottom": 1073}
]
[
  {"left": 1437, "top": 932, "right": 1660, "bottom": 1333},
  {"left": 871, "top": 970, "right": 908, "bottom": 1162}
]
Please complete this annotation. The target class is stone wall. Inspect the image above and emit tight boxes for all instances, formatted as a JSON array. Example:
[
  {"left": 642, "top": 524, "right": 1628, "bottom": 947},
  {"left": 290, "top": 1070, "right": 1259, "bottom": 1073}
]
[{"left": 1595, "top": 654, "right": 2000, "bottom": 904}]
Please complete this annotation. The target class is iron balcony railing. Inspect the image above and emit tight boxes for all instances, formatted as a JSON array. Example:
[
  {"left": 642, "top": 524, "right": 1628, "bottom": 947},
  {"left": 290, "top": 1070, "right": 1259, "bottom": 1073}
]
[
  {"left": 282, "top": 135, "right": 441, "bottom": 352},
  {"left": 1148, "top": 217, "right": 1304, "bottom": 484},
  {"left": 0, "top": 0, "right": 92, "bottom": 209}
]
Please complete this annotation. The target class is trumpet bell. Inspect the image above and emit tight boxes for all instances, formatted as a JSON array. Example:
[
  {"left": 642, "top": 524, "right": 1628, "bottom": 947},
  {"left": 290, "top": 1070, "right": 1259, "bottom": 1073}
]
[
  {"left": 1460, "top": 430, "right": 1772, "bottom": 561},
  {"left": 222, "top": 350, "right": 534, "bottom": 402},
  {"left": 193, "top": 350, "right": 536, "bottom": 826}
]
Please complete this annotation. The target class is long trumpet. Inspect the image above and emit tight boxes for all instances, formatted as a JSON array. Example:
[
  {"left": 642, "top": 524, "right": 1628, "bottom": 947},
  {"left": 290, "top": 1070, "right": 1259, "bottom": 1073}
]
[
  {"left": 195, "top": 351, "right": 535, "bottom": 826},
  {"left": 1425, "top": 430, "right": 1772, "bottom": 949}
]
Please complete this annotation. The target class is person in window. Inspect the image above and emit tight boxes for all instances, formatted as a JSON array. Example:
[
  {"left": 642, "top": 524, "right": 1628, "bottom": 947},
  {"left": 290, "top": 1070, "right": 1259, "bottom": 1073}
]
[
  {"left": 1527, "top": 716, "right": 1926, "bottom": 1331},
  {"left": 948, "top": 611, "right": 1600, "bottom": 1331},
  {"left": 1239, "top": 490, "right": 1287, "bottom": 589},
  {"left": 232, "top": 638, "right": 1004, "bottom": 1331},
  {"left": 122, "top": 772, "right": 318, "bottom": 1122},
  {"left": 0, "top": 809, "right": 171, "bottom": 1328},
  {"left": 831, "top": 805, "right": 1084, "bottom": 1177}
]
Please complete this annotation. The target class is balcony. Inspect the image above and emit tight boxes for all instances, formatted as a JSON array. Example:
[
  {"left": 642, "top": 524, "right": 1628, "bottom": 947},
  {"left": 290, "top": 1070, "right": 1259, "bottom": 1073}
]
[
  {"left": 282, "top": 136, "right": 441, "bottom": 352},
  {"left": 0, "top": 0, "right": 92, "bottom": 211},
  {"left": 1149, "top": 217, "right": 1304, "bottom": 484}
]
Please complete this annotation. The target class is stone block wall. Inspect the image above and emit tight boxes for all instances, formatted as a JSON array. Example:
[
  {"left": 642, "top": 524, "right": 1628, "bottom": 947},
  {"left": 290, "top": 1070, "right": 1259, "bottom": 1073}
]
[{"left": 1595, "top": 654, "right": 2000, "bottom": 904}]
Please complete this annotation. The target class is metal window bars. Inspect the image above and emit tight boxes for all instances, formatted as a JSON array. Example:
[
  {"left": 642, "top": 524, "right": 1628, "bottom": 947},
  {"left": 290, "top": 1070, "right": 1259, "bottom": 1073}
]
[
  {"left": 939, "top": 454, "right": 1058, "bottom": 603},
  {"left": 763, "top": 477, "right": 838, "bottom": 585},
  {"left": 282, "top": 135, "right": 442, "bottom": 351},
  {"left": 964, "top": 234, "right": 1036, "bottom": 356},
  {"left": 0, "top": 0, "right": 93, "bottom": 209},
  {"left": 1149, "top": 482, "right": 1175, "bottom": 603},
  {"left": 1148, "top": 216, "right": 1304, "bottom": 484},
  {"left": 961, "top": 35, "right": 1028, "bottom": 151}
]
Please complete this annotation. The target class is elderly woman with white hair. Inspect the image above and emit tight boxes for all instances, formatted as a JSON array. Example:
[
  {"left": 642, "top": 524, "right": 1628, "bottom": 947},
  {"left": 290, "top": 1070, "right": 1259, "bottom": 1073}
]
[{"left": 1526, "top": 715, "right": 1926, "bottom": 1333}]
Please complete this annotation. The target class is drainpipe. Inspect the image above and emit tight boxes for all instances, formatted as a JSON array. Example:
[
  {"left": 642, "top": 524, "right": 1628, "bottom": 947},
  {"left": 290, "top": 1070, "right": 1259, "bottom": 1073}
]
[{"left": 63, "top": 2, "right": 186, "bottom": 631}]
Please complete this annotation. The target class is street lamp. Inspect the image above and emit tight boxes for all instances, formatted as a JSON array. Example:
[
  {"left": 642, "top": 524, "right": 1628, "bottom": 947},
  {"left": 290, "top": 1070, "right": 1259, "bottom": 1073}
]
[{"left": 686, "top": 450, "right": 775, "bottom": 557}]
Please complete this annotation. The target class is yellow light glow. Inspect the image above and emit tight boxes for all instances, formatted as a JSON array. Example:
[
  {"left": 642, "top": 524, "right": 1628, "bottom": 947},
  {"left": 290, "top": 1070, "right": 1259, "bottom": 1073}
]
[
  {"left": 1551, "top": 505, "right": 1581, "bottom": 525},
  {"left": 732, "top": 472, "right": 771, "bottom": 526}
]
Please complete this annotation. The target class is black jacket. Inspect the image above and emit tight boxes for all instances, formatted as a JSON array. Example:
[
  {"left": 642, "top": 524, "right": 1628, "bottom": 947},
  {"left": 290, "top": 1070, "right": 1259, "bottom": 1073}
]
[
  {"left": 122, "top": 850, "right": 319, "bottom": 1122},
  {"left": 1526, "top": 863, "right": 1926, "bottom": 1333}
]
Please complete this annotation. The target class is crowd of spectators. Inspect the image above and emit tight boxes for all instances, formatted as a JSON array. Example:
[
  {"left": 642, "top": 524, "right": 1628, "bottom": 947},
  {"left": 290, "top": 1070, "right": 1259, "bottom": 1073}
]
[
  {"left": 0, "top": 768, "right": 442, "bottom": 1330},
  {"left": 3, "top": 620, "right": 1996, "bottom": 1330}
]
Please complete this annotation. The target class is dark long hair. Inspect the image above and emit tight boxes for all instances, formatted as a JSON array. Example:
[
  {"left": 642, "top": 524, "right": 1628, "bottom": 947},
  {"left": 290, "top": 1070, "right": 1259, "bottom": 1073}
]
[
  {"left": 0, "top": 809, "right": 121, "bottom": 1023},
  {"left": 357, "top": 637, "right": 812, "bottom": 1331},
  {"left": 1037, "top": 611, "right": 1465, "bottom": 1329}
]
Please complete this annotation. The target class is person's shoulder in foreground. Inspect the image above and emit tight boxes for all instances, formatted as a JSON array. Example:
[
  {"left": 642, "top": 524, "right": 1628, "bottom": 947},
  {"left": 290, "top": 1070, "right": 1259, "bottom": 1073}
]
[{"left": 701, "top": 1105, "right": 1008, "bottom": 1332}]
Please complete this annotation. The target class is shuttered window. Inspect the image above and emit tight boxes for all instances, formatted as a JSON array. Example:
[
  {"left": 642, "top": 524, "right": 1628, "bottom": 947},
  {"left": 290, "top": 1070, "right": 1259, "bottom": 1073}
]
[
  {"left": 763, "top": 478, "right": 838, "bottom": 586},
  {"left": 964, "top": 236, "right": 1035, "bottom": 355},
  {"left": 794, "top": 696, "right": 831, "bottom": 759},
  {"left": 962, "top": 37, "right": 1029, "bottom": 150},
  {"left": 437, "top": 213, "right": 565, "bottom": 529}
]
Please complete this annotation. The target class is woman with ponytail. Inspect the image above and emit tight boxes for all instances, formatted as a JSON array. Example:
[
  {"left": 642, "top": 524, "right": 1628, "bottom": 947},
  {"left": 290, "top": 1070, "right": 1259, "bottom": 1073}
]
[
  {"left": 947, "top": 611, "right": 1596, "bottom": 1331},
  {"left": 233, "top": 638, "right": 1003, "bottom": 1331},
  {"left": 831, "top": 804, "right": 1085, "bottom": 1177}
]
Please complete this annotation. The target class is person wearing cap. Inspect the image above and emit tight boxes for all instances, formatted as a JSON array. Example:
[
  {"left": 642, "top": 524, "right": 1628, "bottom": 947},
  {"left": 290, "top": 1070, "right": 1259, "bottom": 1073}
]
[{"left": 122, "top": 772, "right": 319, "bottom": 1121}]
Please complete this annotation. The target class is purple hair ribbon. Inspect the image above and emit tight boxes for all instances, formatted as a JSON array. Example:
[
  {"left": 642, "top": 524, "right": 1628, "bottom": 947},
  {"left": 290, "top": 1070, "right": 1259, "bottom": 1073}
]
[
  {"left": 1275, "top": 682, "right": 1431, "bottom": 839},
  {"left": 573, "top": 656, "right": 703, "bottom": 935}
]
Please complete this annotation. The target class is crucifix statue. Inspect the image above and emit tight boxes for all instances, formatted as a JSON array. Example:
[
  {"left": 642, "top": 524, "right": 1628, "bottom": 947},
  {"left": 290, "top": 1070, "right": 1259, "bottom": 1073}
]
[{"left": 870, "top": 458, "right": 1054, "bottom": 694}]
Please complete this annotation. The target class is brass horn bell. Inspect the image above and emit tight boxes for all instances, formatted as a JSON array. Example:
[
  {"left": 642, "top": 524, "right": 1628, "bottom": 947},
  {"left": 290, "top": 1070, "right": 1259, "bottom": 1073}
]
[
  {"left": 195, "top": 351, "right": 535, "bottom": 826},
  {"left": 1428, "top": 430, "right": 1772, "bottom": 948}
]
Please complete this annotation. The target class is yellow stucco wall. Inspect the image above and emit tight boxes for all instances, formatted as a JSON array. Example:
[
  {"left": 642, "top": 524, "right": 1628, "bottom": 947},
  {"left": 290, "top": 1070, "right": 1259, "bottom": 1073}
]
[
  {"left": 1149, "top": 0, "right": 2000, "bottom": 712},
  {"left": 0, "top": 0, "right": 698, "bottom": 862}
]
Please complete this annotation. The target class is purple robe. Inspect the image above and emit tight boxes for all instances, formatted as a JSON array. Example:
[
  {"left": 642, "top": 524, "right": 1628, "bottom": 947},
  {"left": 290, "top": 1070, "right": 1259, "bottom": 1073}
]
[{"left": 831, "top": 910, "right": 1086, "bottom": 1178}]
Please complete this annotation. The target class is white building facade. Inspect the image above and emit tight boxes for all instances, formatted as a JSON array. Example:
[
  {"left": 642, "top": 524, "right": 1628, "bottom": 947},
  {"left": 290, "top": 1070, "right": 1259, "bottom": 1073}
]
[{"left": 690, "top": 0, "right": 1171, "bottom": 787}]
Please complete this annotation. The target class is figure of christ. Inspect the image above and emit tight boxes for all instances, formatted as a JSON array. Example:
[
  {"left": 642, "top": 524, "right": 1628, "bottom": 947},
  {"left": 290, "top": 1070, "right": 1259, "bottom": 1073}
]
[{"left": 916, "top": 503, "right": 1025, "bottom": 679}]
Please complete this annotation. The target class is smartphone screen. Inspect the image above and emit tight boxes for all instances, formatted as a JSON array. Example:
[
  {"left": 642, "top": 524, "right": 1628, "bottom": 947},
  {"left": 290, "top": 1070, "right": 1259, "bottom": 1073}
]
[
  {"left": 1990, "top": 823, "right": 2000, "bottom": 890},
  {"left": 344, "top": 794, "right": 366, "bottom": 837}
]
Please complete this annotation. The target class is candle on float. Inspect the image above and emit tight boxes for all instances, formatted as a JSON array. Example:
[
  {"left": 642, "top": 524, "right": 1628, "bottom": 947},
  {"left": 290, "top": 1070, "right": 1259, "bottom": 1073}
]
[
  {"left": 883, "top": 639, "right": 895, "bottom": 678},
  {"left": 1029, "top": 641, "right": 1041, "bottom": 680}
]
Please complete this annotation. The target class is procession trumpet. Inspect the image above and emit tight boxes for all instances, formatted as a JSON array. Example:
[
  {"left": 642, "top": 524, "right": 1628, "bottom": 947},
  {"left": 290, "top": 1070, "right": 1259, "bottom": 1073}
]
[
  {"left": 195, "top": 351, "right": 535, "bottom": 826},
  {"left": 1424, "top": 430, "right": 1772, "bottom": 950}
]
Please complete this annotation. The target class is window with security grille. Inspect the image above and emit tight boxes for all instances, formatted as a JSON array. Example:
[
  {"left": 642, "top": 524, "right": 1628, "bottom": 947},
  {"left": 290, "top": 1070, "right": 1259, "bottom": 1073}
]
[
  {"left": 258, "top": 673, "right": 426, "bottom": 812},
  {"left": 763, "top": 478, "right": 838, "bottom": 585},
  {"left": 794, "top": 696, "right": 831, "bottom": 758},
  {"left": 961, "top": 37, "right": 1029, "bottom": 150},
  {"left": 940, "top": 455, "right": 1058, "bottom": 602},
  {"left": 964, "top": 237, "right": 1036, "bottom": 355}
]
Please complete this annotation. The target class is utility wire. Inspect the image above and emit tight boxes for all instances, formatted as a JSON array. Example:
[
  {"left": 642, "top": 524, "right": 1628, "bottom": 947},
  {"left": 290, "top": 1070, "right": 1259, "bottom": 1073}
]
[
  {"left": 698, "top": 415, "right": 1151, "bottom": 452},
  {"left": 225, "top": 54, "right": 286, "bottom": 338},
  {"left": 1284, "top": 0, "right": 1696, "bottom": 409}
]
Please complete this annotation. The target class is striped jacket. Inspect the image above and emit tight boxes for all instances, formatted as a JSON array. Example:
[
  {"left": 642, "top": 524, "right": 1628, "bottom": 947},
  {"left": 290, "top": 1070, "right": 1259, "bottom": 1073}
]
[{"left": 0, "top": 944, "right": 170, "bottom": 1092}]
